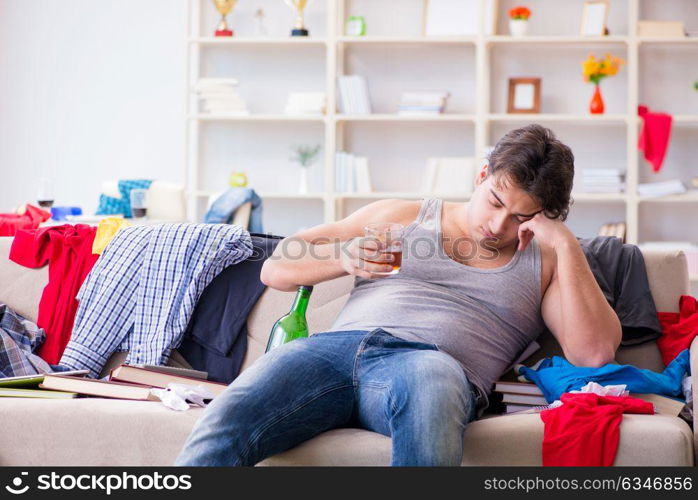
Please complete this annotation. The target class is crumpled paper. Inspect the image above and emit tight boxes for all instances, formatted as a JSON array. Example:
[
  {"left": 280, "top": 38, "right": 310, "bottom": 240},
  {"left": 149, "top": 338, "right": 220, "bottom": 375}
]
[
  {"left": 570, "top": 381, "right": 629, "bottom": 397},
  {"left": 150, "top": 383, "right": 216, "bottom": 411}
]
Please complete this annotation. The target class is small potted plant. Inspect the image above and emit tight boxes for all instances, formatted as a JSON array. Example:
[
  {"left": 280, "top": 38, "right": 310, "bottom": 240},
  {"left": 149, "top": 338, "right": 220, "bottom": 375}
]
[
  {"left": 290, "top": 144, "right": 321, "bottom": 194},
  {"left": 508, "top": 6, "right": 531, "bottom": 37},
  {"left": 581, "top": 53, "right": 624, "bottom": 114}
]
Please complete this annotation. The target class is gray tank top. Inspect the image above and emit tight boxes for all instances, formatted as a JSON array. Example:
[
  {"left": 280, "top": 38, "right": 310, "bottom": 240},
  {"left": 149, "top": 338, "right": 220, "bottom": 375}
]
[{"left": 327, "top": 198, "right": 546, "bottom": 411}]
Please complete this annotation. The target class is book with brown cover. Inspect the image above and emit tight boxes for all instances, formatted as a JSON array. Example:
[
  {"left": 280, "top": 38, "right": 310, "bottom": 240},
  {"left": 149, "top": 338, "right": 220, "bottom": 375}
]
[
  {"left": 39, "top": 374, "right": 160, "bottom": 401},
  {"left": 109, "top": 365, "right": 228, "bottom": 397}
]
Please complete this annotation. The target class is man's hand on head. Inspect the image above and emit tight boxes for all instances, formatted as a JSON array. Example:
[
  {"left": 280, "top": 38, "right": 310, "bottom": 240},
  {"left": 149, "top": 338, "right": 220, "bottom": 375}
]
[{"left": 516, "top": 213, "right": 576, "bottom": 252}]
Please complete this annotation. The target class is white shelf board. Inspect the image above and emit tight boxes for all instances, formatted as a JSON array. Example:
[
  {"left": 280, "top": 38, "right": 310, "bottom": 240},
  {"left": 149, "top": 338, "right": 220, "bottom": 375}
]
[
  {"left": 195, "top": 190, "right": 326, "bottom": 200},
  {"left": 189, "top": 37, "right": 327, "bottom": 46},
  {"left": 488, "top": 113, "right": 628, "bottom": 123},
  {"left": 334, "top": 192, "right": 471, "bottom": 200},
  {"left": 487, "top": 35, "right": 629, "bottom": 45},
  {"left": 337, "top": 36, "right": 476, "bottom": 45},
  {"left": 189, "top": 114, "right": 326, "bottom": 122},
  {"left": 336, "top": 114, "right": 476, "bottom": 122},
  {"left": 571, "top": 193, "right": 627, "bottom": 202},
  {"left": 638, "top": 37, "right": 698, "bottom": 45},
  {"left": 638, "top": 192, "right": 698, "bottom": 203}
]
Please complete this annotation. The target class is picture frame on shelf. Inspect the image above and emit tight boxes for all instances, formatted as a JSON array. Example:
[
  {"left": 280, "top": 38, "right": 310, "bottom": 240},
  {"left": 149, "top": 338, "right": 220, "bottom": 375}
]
[
  {"left": 423, "top": 0, "right": 477, "bottom": 36},
  {"left": 507, "top": 78, "right": 541, "bottom": 114},
  {"left": 580, "top": 1, "right": 608, "bottom": 36}
]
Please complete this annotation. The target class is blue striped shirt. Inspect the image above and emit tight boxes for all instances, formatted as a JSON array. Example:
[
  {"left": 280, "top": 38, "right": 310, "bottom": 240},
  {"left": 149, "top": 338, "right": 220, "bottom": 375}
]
[{"left": 60, "top": 223, "right": 253, "bottom": 377}]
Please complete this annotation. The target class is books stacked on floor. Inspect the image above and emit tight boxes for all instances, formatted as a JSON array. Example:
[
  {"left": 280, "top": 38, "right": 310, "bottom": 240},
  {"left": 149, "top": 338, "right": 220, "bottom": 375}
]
[
  {"left": 193, "top": 78, "right": 249, "bottom": 115},
  {"left": 597, "top": 221, "right": 626, "bottom": 241},
  {"left": 284, "top": 91, "right": 326, "bottom": 115},
  {"left": 334, "top": 152, "right": 372, "bottom": 193},
  {"left": 398, "top": 91, "right": 450, "bottom": 116},
  {"left": 337, "top": 75, "right": 372, "bottom": 115},
  {"left": 493, "top": 380, "right": 549, "bottom": 414},
  {"left": 578, "top": 168, "right": 625, "bottom": 193},
  {"left": 637, "top": 179, "right": 687, "bottom": 198}
]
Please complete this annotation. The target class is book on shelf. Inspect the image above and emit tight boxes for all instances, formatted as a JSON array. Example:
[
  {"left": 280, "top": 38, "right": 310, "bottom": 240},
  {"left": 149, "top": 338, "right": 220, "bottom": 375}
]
[
  {"left": 284, "top": 92, "right": 326, "bottom": 115},
  {"left": 0, "top": 387, "right": 78, "bottom": 399},
  {"left": 398, "top": 91, "right": 450, "bottom": 115},
  {"left": 578, "top": 168, "right": 625, "bottom": 194},
  {"left": 109, "top": 365, "right": 228, "bottom": 397},
  {"left": 637, "top": 179, "right": 687, "bottom": 198},
  {"left": 39, "top": 374, "right": 160, "bottom": 401},
  {"left": 334, "top": 152, "right": 372, "bottom": 194},
  {"left": 193, "top": 78, "right": 248, "bottom": 115},
  {"left": 0, "top": 370, "right": 89, "bottom": 389},
  {"left": 337, "top": 75, "right": 371, "bottom": 115}
]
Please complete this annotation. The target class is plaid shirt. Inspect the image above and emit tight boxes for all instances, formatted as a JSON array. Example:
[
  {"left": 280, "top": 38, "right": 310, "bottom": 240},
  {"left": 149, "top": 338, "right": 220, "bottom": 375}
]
[
  {"left": 0, "top": 304, "right": 53, "bottom": 377},
  {"left": 60, "top": 223, "right": 253, "bottom": 377}
]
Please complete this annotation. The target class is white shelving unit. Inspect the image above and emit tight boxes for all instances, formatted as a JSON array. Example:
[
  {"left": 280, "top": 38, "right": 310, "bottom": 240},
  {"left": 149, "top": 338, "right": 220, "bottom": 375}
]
[{"left": 185, "top": 0, "right": 698, "bottom": 253}]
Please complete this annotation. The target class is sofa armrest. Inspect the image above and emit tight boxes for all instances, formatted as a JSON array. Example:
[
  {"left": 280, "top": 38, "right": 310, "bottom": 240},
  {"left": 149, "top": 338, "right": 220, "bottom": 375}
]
[{"left": 691, "top": 337, "right": 698, "bottom": 465}]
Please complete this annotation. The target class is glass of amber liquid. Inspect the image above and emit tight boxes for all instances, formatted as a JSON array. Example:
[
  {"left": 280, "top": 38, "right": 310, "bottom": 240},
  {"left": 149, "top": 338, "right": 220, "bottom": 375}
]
[{"left": 364, "top": 222, "right": 404, "bottom": 275}]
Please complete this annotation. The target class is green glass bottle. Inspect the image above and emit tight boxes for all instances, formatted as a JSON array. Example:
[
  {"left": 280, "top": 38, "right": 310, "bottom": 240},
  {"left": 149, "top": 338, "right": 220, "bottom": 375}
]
[{"left": 265, "top": 285, "right": 313, "bottom": 353}]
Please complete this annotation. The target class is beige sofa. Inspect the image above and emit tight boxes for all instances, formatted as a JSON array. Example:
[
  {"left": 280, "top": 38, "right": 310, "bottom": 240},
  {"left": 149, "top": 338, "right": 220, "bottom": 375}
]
[{"left": 0, "top": 236, "right": 695, "bottom": 466}]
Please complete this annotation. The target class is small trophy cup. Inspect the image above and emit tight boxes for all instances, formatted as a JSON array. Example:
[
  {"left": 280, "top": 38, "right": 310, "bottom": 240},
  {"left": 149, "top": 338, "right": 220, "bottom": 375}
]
[
  {"left": 212, "top": 0, "right": 237, "bottom": 37},
  {"left": 284, "top": 0, "right": 310, "bottom": 37}
]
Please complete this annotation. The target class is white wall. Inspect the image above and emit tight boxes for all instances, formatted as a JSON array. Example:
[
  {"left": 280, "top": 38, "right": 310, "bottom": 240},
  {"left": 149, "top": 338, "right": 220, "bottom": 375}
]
[{"left": 0, "top": 0, "right": 186, "bottom": 213}]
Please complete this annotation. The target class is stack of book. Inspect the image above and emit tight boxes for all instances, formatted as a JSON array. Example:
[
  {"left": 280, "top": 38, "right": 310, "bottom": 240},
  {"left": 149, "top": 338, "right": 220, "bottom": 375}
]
[
  {"left": 337, "top": 75, "right": 372, "bottom": 115},
  {"left": 0, "top": 365, "right": 227, "bottom": 403},
  {"left": 334, "top": 152, "right": 372, "bottom": 193},
  {"left": 398, "top": 91, "right": 450, "bottom": 116},
  {"left": 637, "top": 179, "right": 687, "bottom": 198},
  {"left": 493, "top": 380, "right": 687, "bottom": 417},
  {"left": 579, "top": 168, "right": 625, "bottom": 193},
  {"left": 284, "top": 92, "right": 326, "bottom": 115},
  {"left": 193, "top": 78, "right": 249, "bottom": 115},
  {"left": 493, "top": 380, "right": 549, "bottom": 414}
]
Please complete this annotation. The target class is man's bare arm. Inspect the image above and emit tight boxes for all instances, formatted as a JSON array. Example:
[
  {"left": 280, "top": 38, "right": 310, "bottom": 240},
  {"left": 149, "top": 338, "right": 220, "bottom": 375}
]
[
  {"left": 260, "top": 199, "right": 409, "bottom": 292},
  {"left": 541, "top": 241, "right": 621, "bottom": 367}
]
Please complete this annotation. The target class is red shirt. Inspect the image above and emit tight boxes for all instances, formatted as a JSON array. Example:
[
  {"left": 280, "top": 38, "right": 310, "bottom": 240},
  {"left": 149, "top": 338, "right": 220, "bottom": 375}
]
[
  {"left": 541, "top": 393, "right": 654, "bottom": 466},
  {"left": 9, "top": 224, "right": 99, "bottom": 363},
  {"left": 657, "top": 296, "right": 698, "bottom": 367},
  {"left": 0, "top": 205, "right": 51, "bottom": 237}
]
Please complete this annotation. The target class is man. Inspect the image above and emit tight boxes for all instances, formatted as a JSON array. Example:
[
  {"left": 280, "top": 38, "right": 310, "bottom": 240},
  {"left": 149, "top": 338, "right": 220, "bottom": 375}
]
[{"left": 175, "top": 124, "right": 622, "bottom": 466}]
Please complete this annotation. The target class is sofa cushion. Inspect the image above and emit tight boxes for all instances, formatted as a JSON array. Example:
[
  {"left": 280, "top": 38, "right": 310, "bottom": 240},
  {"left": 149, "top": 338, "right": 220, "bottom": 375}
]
[
  {"left": 259, "top": 414, "right": 694, "bottom": 466},
  {"left": 0, "top": 398, "right": 691, "bottom": 466}
]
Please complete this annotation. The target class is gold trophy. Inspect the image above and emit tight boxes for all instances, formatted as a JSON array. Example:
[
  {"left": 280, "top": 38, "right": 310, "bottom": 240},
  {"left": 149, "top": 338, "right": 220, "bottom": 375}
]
[
  {"left": 212, "top": 0, "right": 237, "bottom": 37},
  {"left": 284, "top": 0, "right": 310, "bottom": 37}
]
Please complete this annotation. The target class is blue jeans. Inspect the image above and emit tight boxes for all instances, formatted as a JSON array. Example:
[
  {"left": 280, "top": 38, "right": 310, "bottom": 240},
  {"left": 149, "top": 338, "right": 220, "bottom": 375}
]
[{"left": 175, "top": 328, "right": 479, "bottom": 466}]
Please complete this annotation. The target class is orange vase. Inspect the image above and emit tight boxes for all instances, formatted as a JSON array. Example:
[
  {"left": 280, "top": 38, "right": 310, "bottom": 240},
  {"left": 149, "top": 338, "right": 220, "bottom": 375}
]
[{"left": 589, "top": 85, "right": 605, "bottom": 114}]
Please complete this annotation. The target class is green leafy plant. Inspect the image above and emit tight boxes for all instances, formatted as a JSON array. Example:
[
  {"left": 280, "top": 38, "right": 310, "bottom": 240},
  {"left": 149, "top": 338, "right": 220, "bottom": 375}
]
[{"left": 290, "top": 144, "right": 321, "bottom": 168}]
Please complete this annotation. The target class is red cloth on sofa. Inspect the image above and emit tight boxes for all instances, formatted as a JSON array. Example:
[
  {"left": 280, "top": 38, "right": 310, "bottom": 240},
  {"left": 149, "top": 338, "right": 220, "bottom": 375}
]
[
  {"left": 657, "top": 295, "right": 698, "bottom": 367},
  {"left": 8, "top": 224, "right": 99, "bottom": 363},
  {"left": 638, "top": 105, "right": 673, "bottom": 173},
  {"left": 540, "top": 393, "right": 654, "bottom": 466},
  {"left": 0, "top": 205, "right": 51, "bottom": 237}
]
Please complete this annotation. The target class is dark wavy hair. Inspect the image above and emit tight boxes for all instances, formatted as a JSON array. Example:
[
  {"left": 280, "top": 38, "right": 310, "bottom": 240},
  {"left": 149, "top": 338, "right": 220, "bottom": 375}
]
[{"left": 486, "top": 124, "right": 575, "bottom": 221}]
